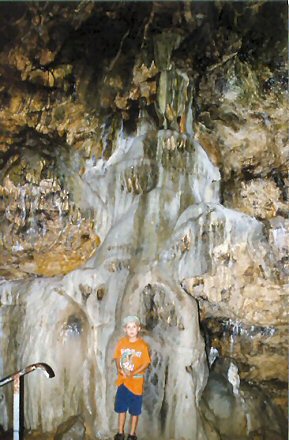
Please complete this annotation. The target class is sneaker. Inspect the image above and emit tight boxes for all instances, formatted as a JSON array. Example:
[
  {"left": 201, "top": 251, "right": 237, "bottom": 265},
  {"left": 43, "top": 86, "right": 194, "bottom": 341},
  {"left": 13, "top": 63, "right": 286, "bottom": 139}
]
[
  {"left": 114, "top": 434, "right": 125, "bottom": 440},
  {"left": 127, "top": 435, "right": 137, "bottom": 440}
]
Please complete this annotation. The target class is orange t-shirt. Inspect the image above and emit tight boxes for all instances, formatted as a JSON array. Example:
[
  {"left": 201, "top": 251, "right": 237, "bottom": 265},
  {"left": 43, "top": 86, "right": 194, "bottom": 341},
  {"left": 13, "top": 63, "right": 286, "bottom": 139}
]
[{"left": 113, "top": 337, "right": 151, "bottom": 395}]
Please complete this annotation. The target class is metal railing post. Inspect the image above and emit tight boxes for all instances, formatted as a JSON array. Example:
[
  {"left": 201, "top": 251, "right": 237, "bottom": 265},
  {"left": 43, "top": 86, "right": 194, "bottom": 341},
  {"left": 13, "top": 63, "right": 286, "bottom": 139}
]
[
  {"left": 13, "top": 375, "right": 20, "bottom": 440},
  {"left": 0, "top": 363, "right": 55, "bottom": 440}
]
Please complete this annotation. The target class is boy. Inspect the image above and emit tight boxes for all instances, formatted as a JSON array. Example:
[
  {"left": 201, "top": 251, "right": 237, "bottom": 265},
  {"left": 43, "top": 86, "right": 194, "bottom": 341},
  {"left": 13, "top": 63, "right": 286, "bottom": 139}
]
[{"left": 113, "top": 315, "right": 151, "bottom": 440}]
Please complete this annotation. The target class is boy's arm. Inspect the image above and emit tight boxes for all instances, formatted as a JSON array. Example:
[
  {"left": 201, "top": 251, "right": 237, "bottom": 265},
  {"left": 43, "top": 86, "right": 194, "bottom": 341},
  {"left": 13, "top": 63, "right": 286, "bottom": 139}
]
[
  {"left": 129, "top": 361, "right": 150, "bottom": 377},
  {"left": 113, "top": 340, "right": 126, "bottom": 376},
  {"left": 115, "top": 359, "right": 125, "bottom": 376}
]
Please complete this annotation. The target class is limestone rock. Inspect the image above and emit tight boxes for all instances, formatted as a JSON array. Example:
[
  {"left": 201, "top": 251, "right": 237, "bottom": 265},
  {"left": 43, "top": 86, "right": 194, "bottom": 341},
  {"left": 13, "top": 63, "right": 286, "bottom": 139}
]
[
  {"left": 200, "top": 361, "right": 286, "bottom": 440},
  {"left": 54, "top": 415, "right": 85, "bottom": 440},
  {"left": 223, "top": 178, "right": 285, "bottom": 220},
  {"left": 0, "top": 2, "right": 287, "bottom": 440}
]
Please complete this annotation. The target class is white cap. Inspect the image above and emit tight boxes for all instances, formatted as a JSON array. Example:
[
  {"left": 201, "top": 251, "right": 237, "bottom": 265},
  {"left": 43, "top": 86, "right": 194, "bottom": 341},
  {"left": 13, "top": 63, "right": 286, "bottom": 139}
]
[{"left": 122, "top": 315, "right": 140, "bottom": 327}]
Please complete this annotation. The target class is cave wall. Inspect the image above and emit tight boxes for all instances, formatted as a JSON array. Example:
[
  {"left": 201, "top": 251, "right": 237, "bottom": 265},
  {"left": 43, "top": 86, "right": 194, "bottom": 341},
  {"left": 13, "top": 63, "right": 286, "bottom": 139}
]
[{"left": 0, "top": 2, "right": 287, "bottom": 439}]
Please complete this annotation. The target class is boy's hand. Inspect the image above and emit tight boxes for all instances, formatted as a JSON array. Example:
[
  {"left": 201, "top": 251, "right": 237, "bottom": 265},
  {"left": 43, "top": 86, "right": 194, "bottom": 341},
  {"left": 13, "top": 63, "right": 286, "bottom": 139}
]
[
  {"left": 118, "top": 368, "right": 126, "bottom": 377},
  {"left": 118, "top": 368, "right": 133, "bottom": 378}
]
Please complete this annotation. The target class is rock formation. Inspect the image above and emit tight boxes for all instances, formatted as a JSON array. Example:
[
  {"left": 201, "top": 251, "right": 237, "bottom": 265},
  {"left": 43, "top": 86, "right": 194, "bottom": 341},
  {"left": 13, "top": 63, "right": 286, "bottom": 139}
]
[{"left": 0, "top": 2, "right": 287, "bottom": 439}]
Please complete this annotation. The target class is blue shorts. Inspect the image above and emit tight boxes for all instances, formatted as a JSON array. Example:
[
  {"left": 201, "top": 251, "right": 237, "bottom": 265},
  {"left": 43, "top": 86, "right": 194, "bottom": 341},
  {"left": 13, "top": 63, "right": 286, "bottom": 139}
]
[{"left": 114, "top": 385, "right": 143, "bottom": 416}]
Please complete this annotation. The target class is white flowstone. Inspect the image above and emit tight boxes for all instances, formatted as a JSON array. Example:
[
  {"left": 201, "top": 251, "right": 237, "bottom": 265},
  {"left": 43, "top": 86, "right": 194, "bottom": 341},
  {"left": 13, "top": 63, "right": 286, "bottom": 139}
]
[{"left": 0, "top": 124, "right": 285, "bottom": 439}]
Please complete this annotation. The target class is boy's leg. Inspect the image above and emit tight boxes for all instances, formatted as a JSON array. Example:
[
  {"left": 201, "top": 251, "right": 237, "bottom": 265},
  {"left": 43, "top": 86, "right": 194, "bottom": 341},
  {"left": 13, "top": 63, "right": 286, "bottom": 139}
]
[
  {"left": 128, "top": 390, "right": 142, "bottom": 437},
  {"left": 118, "top": 412, "right": 126, "bottom": 433},
  {"left": 130, "top": 415, "right": 139, "bottom": 435},
  {"left": 115, "top": 385, "right": 129, "bottom": 435}
]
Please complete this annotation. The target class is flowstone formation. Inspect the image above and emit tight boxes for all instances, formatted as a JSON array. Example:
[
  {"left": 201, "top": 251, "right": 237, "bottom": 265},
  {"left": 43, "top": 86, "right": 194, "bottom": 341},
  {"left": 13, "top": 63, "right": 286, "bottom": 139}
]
[{"left": 0, "top": 2, "right": 287, "bottom": 440}]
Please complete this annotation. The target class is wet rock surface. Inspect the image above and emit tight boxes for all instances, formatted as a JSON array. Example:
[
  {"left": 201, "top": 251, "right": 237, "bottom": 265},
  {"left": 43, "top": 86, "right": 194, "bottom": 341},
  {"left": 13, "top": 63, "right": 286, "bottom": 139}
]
[
  {"left": 200, "top": 360, "right": 286, "bottom": 440},
  {"left": 54, "top": 415, "right": 86, "bottom": 440},
  {"left": 0, "top": 2, "right": 287, "bottom": 440}
]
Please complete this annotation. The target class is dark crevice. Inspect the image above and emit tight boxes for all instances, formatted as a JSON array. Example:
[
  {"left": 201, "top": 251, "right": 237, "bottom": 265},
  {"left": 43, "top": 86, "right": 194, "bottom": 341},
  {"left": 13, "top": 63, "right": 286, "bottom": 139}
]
[{"left": 159, "top": 363, "right": 169, "bottom": 433}]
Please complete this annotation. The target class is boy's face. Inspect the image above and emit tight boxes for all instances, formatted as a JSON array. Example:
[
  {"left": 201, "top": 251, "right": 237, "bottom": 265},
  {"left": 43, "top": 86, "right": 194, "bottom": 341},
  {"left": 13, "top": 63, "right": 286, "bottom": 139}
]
[{"left": 125, "top": 321, "right": 140, "bottom": 338}]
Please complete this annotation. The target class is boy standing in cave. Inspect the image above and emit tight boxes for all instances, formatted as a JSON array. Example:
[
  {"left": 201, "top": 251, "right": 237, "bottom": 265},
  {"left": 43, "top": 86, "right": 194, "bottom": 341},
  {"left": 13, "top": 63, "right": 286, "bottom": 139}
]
[{"left": 113, "top": 315, "right": 151, "bottom": 440}]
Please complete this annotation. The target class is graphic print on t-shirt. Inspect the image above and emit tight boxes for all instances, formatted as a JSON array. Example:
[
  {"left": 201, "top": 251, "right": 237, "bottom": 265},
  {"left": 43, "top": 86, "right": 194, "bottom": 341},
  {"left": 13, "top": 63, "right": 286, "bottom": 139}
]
[{"left": 120, "top": 348, "right": 142, "bottom": 374}]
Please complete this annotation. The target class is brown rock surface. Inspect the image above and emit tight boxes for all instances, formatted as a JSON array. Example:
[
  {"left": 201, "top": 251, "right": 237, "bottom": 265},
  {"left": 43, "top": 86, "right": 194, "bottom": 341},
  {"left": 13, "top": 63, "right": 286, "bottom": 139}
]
[{"left": 0, "top": 2, "right": 287, "bottom": 439}]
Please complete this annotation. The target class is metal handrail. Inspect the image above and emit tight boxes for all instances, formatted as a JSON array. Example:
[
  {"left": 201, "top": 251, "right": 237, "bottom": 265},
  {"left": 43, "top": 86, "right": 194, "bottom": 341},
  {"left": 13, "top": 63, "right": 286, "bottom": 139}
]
[{"left": 0, "top": 363, "right": 55, "bottom": 440}]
